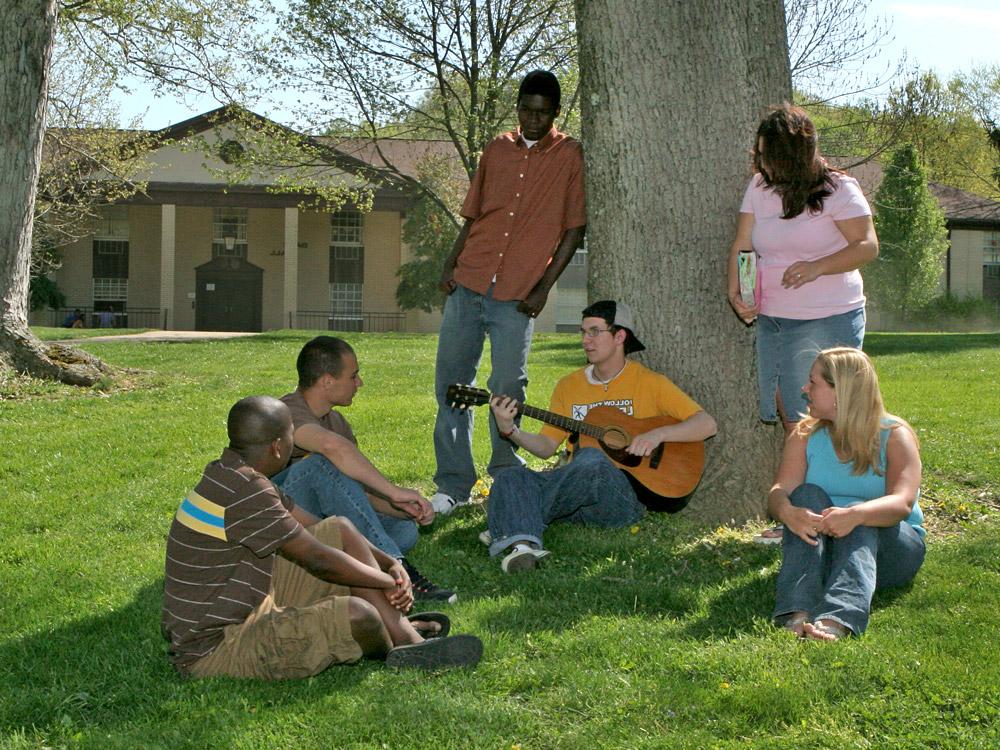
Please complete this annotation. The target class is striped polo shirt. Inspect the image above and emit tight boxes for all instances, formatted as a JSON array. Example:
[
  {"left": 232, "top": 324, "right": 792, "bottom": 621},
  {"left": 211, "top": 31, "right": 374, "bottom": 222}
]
[{"left": 162, "top": 449, "right": 302, "bottom": 670}]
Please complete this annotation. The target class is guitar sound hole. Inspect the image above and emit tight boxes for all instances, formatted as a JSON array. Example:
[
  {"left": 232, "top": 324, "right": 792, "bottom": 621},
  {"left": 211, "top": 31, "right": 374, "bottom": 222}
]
[{"left": 602, "top": 428, "right": 629, "bottom": 450}]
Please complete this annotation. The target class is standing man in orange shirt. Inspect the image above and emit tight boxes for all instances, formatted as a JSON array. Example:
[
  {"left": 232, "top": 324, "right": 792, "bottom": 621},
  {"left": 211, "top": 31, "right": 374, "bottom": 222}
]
[{"left": 431, "top": 70, "right": 587, "bottom": 516}]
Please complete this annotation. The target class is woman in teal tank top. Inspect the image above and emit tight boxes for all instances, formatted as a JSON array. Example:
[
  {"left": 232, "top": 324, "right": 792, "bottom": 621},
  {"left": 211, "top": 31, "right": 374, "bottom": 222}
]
[{"left": 767, "top": 348, "right": 925, "bottom": 640}]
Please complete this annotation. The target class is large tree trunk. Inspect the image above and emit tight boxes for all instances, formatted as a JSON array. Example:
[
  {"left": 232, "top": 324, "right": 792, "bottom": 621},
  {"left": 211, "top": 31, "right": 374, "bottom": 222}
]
[
  {"left": 0, "top": 1, "right": 108, "bottom": 385},
  {"left": 576, "top": 0, "right": 792, "bottom": 523}
]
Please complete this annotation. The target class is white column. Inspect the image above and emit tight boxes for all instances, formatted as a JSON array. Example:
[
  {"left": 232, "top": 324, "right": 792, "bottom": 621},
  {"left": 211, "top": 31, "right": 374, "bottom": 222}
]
[
  {"left": 159, "top": 204, "right": 176, "bottom": 329},
  {"left": 283, "top": 207, "right": 299, "bottom": 329}
]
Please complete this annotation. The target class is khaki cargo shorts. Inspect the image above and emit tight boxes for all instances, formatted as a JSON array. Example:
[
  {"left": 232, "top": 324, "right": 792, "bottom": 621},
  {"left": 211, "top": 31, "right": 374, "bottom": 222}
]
[{"left": 188, "top": 517, "right": 363, "bottom": 679}]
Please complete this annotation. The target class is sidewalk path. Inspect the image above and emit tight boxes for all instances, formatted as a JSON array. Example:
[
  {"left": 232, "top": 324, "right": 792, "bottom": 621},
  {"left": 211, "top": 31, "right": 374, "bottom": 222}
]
[{"left": 49, "top": 331, "right": 263, "bottom": 344}]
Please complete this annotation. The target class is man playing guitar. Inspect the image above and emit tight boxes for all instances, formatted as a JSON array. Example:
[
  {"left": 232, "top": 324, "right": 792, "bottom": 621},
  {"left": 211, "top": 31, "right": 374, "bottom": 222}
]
[{"left": 482, "top": 300, "right": 717, "bottom": 572}]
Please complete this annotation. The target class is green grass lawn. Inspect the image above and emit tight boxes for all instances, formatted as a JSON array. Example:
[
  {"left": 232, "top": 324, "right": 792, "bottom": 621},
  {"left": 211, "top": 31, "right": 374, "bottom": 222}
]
[{"left": 2, "top": 331, "right": 998, "bottom": 749}]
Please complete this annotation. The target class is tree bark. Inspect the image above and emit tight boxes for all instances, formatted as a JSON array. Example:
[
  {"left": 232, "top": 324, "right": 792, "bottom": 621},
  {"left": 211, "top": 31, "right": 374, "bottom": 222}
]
[
  {"left": 576, "top": 0, "right": 792, "bottom": 523},
  {"left": 1, "top": 0, "right": 108, "bottom": 385}
]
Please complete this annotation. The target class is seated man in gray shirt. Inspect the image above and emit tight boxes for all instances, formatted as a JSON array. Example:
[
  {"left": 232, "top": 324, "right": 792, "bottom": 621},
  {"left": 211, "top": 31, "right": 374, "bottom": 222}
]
[{"left": 273, "top": 335, "right": 456, "bottom": 603}]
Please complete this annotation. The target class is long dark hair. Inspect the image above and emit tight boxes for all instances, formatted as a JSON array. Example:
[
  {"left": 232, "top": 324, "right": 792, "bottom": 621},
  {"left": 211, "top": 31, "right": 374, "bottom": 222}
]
[{"left": 753, "top": 103, "right": 839, "bottom": 219}]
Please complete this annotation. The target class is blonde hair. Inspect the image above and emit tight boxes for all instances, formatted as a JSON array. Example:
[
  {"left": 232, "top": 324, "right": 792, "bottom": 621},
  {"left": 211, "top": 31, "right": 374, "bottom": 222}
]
[{"left": 797, "top": 347, "right": 914, "bottom": 475}]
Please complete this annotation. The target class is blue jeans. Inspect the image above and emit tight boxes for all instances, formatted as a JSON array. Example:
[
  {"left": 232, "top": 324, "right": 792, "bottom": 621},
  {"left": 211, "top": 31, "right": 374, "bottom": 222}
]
[
  {"left": 486, "top": 448, "right": 645, "bottom": 556},
  {"left": 756, "top": 307, "right": 865, "bottom": 422},
  {"left": 272, "top": 455, "right": 418, "bottom": 559},
  {"left": 773, "top": 483, "right": 925, "bottom": 635},
  {"left": 433, "top": 283, "right": 534, "bottom": 500}
]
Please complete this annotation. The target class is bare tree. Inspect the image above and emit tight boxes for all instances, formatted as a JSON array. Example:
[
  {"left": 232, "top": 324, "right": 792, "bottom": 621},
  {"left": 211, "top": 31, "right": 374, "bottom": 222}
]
[
  {"left": 271, "top": 0, "right": 578, "bottom": 221},
  {"left": 786, "top": 0, "right": 902, "bottom": 103},
  {"left": 1, "top": 0, "right": 272, "bottom": 384},
  {"left": 32, "top": 46, "right": 155, "bottom": 285},
  {"left": 955, "top": 65, "right": 1000, "bottom": 193},
  {"left": 576, "top": 0, "right": 792, "bottom": 523}
]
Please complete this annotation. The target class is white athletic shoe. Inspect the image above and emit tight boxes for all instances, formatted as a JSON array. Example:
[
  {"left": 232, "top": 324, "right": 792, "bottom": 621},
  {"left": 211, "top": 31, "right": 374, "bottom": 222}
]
[
  {"left": 500, "top": 545, "right": 550, "bottom": 573},
  {"left": 431, "top": 492, "right": 468, "bottom": 516}
]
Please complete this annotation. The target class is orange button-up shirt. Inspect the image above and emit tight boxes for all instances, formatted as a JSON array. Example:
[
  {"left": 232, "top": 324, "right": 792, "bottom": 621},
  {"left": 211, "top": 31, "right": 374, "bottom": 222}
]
[{"left": 453, "top": 128, "right": 586, "bottom": 301}]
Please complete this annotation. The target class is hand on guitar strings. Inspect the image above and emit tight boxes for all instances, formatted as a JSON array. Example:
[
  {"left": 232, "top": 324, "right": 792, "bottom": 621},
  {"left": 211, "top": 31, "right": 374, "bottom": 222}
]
[{"left": 626, "top": 428, "right": 665, "bottom": 457}]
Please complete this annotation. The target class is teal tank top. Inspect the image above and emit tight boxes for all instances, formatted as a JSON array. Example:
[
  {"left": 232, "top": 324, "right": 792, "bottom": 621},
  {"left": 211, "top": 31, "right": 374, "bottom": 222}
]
[{"left": 805, "top": 421, "right": 925, "bottom": 537}]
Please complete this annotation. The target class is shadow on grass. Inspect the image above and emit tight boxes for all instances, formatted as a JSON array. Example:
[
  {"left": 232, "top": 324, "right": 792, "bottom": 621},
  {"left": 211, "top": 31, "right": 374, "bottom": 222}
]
[
  {"left": 0, "top": 581, "right": 376, "bottom": 744},
  {"left": 424, "top": 513, "right": 782, "bottom": 641},
  {"left": 866, "top": 332, "right": 1000, "bottom": 357}
]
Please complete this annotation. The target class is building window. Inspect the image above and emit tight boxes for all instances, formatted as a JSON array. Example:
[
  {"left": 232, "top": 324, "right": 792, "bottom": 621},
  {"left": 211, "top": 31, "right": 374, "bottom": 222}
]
[
  {"left": 568, "top": 237, "right": 589, "bottom": 266},
  {"left": 329, "top": 211, "right": 364, "bottom": 328},
  {"left": 93, "top": 278, "right": 128, "bottom": 301},
  {"left": 333, "top": 245, "right": 361, "bottom": 262},
  {"left": 93, "top": 206, "right": 129, "bottom": 314},
  {"left": 212, "top": 207, "right": 248, "bottom": 258},
  {"left": 330, "top": 282, "right": 363, "bottom": 315},
  {"left": 985, "top": 232, "right": 1000, "bottom": 265},
  {"left": 95, "top": 205, "right": 129, "bottom": 240},
  {"left": 331, "top": 211, "right": 363, "bottom": 246},
  {"left": 94, "top": 239, "right": 128, "bottom": 257}
]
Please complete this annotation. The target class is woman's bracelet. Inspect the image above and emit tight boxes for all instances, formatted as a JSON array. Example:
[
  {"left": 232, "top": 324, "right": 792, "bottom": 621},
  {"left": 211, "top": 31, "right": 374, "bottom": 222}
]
[{"left": 500, "top": 425, "right": 518, "bottom": 440}]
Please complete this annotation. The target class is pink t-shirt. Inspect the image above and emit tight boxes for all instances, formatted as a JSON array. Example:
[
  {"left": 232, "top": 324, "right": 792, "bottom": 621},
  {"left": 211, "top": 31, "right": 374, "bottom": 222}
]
[{"left": 739, "top": 172, "right": 871, "bottom": 319}]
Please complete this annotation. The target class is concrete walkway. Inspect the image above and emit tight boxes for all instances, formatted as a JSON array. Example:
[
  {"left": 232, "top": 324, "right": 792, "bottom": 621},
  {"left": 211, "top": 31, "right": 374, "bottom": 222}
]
[{"left": 49, "top": 330, "right": 263, "bottom": 344}]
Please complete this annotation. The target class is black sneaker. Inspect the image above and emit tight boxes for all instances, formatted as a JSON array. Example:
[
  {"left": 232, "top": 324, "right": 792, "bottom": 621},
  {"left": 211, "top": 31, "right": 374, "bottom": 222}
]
[{"left": 402, "top": 559, "right": 457, "bottom": 604}]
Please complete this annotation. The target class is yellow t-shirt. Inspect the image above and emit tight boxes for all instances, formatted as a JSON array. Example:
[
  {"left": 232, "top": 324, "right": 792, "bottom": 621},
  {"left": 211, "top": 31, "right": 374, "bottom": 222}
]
[{"left": 539, "top": 360, "right": 703, "bottom": 446}]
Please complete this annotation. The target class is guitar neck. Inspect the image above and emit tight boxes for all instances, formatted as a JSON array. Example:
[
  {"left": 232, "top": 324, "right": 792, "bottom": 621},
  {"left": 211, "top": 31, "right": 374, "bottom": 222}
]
[{"left": 517, "top": 402, "right": 605, "bottom": 440}]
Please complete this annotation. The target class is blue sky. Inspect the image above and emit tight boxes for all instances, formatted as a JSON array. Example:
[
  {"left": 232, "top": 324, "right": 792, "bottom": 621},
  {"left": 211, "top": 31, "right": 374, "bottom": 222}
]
[
  {"left": 110, "top": 0, "right": 1000, "bottom": 130},
  {"left": 870, "top": 0, "right": 1000, "bottom": 77}
]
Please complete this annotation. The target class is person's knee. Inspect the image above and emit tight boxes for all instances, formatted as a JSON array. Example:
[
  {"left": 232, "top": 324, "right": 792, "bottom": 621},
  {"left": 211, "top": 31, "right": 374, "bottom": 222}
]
[
  {"left": 337, "top": 516, "right": 361, "bottom": 540},
  {"left": 789, "top": 483, "right": 832, "bottom": 512},
  {"left": 346, "top": 597, "right": 386, "bottom": 650},
  {"left": 573, "top": 448, "right": 616, "bottom": 476}
]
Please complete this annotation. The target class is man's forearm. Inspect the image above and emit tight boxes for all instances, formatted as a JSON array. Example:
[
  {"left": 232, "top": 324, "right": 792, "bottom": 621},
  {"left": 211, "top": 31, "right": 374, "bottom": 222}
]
[
  {"left": 287, "top": 543, "right": 395, "bottom": 590},
  {"left": 529, "top": 225, "right": 586, "bottom": 294},
  {"left": 506, "top": 428, "right": 559, "bottom": 460},
  {"left": 321, "top": 442, "right": 399, "bottom": 501},
  {"left": 440, "top": 218, "right": 473, "bottom": 292}
]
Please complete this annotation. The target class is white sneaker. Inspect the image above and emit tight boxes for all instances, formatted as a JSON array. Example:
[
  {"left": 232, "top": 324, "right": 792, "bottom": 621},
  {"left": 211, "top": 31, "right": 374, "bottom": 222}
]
[
  {"left": 478, "top": 529, "right": 492, "bottom": 546},
  {"left": 431, "top": 492, "right": 468, "bottom": 516},
  {"left": 500, "top": 545, "right": 550, "bottom": 573}
]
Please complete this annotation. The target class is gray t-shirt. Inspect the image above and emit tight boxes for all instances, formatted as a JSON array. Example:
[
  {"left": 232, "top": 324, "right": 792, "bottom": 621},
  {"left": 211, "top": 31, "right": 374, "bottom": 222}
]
[{"left": 280, "top": 390, "right": 357, "bottom": 465}]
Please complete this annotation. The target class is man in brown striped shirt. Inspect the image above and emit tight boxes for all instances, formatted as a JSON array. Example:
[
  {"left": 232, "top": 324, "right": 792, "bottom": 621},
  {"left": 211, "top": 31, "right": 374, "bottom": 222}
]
[{"left": 162, "top": 396, "right": 482, "bottom": 677}]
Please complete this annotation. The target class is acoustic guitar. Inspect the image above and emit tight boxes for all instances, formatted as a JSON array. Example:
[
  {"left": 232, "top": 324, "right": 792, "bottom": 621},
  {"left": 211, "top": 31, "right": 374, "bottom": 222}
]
[{"left": 445, "top": 384, "right": 705, "bottom": 511}]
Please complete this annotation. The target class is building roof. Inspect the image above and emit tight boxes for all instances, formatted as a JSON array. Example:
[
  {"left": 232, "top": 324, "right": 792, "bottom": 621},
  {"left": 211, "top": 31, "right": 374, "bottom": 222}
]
[
  {"left": 326, "top": 137, "right": 467, "bottom": 183},
  {"left": 830, "top": 157, "right": 1000, "bottom": 229}
]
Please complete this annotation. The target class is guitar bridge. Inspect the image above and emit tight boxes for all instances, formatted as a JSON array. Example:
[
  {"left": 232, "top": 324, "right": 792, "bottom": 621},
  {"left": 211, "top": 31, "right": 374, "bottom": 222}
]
[{"left": 649, "top": 443, "right": 665, "bottom": 470}]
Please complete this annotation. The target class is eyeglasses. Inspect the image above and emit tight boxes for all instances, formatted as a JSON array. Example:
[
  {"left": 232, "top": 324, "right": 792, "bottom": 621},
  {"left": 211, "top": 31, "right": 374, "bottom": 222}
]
[{"left": 580, "top": 326, "right": 613, "bottom": 338}]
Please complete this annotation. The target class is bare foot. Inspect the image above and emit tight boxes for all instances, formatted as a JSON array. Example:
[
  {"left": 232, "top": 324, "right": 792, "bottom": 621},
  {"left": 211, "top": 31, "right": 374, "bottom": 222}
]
[
  {"left": 780, "top": 611, "right": 810, "bottom": 637},
  {"left": 803, "top": 619, "right": 850, "bottom": 641}
]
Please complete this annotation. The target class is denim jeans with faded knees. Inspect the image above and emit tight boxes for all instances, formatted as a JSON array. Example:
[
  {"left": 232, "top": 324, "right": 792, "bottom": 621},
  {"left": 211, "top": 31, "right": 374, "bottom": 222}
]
[
  {"left": 486, "top": 448, "right": 646, "bottom": 557},
  {"left": 433, "top": 283, "right": 534, "bottom": 501},
  {"left": 272, "top": 454, "right": 418, "bottom": 559},
  {"left": 772, "top": 482, "right": 925, "bottom": 635}
]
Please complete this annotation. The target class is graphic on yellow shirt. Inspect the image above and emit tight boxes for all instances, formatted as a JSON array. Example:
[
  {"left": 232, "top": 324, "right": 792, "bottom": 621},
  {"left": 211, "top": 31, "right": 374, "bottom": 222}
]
[{"left": 572, "top": 399, "right": 634, "bottom": 420}]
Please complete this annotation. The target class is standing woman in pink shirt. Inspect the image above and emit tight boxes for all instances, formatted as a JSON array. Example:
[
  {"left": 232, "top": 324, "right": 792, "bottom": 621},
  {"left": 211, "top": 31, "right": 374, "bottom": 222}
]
[{"left": 728, "top": 104, "right": 879, "bottom": 540}]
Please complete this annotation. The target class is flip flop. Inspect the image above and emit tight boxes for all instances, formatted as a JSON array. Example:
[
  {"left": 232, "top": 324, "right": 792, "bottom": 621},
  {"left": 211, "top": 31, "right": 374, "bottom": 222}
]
[
  {"left": 386, "top": 634, "right": 483, "bottom": 670},
  {"left": 407, "top": 611, "right": 450, "bottom": 639},
  {"left": 753, "top": 525, "right": 784, "bottom": 544},
  {"left": 780, "top": 612, "right": 810, "bottom": 637}
]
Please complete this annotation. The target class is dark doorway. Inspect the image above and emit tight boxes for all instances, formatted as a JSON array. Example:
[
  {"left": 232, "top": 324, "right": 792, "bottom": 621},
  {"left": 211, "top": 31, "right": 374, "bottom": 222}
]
[{"left": 194, "top": 257, "right": 263, "bottom": 332}]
